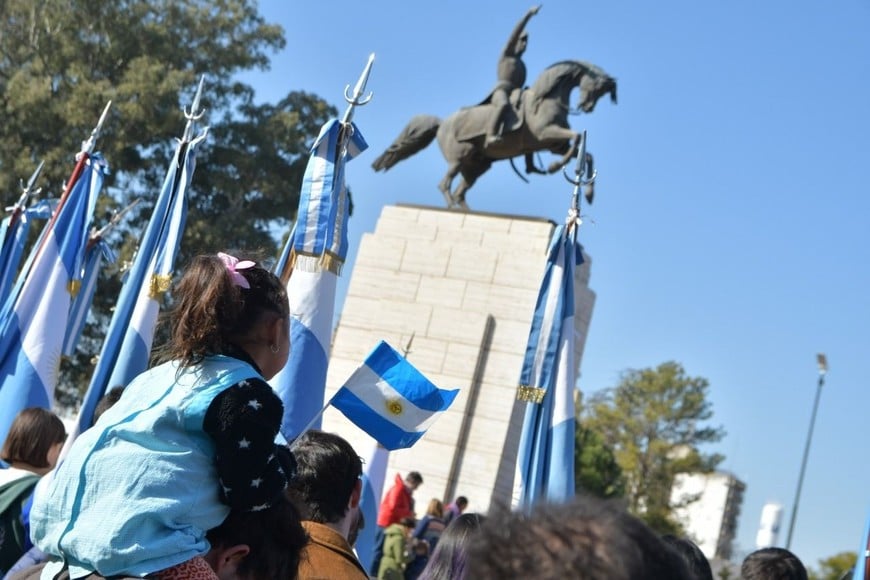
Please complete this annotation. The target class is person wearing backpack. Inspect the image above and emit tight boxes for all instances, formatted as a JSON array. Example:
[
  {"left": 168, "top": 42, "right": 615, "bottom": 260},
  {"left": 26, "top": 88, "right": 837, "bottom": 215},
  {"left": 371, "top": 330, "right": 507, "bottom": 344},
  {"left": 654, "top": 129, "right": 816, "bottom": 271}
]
[{"left": 0, "top": 408, "right": 66, "bottom": 576}]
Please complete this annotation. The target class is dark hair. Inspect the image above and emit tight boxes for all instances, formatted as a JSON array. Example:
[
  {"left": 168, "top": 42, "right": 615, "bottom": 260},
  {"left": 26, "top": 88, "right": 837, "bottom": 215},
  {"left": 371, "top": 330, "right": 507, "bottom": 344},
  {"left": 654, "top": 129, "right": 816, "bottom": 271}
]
[
  {"left": 206, "top": 495, "right": 307, "bottom": 580},
  {"left": 287, "top": 430, "right": 362, "bottom": 524},
  {"left": 159, "top": 253, "right": 288, "bottom": 367},
  {"left": 407, "top": 471, "right": 423, "bottom": 485},
  {"left": 662, "top": 535, "right": 713, "bottom": 580},
  {"left": 419, "top": 513, "right": 485, "bottom": 580},
  {"left": 741, "top": 547, "right": 808, "bottom": 580},
  {"left": 467, "top": 497, "right": 692, "bottom": 580},
  {"left": 1, "top": 408, "right": 66, "bottom": 468},
  {"left": 92, "top": 386, "right": 125, "bottom": 426},
  {"left": 455, "top": 496, "right": 469, "bottom": 508}
]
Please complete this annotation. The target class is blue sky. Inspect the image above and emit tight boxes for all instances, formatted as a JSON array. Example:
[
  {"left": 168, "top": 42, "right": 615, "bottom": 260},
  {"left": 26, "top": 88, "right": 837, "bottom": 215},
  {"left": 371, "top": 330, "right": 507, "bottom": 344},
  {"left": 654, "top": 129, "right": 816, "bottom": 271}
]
[{"left": 244, "top": 0, "right": 870, "bottom": 568}]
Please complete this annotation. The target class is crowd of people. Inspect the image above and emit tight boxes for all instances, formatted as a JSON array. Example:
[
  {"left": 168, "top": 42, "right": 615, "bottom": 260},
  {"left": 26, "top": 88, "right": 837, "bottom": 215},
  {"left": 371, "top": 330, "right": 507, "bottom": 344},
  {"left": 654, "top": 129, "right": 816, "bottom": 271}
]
[{"left": 0, "top": 251, "right": 822, "bottom": 580}]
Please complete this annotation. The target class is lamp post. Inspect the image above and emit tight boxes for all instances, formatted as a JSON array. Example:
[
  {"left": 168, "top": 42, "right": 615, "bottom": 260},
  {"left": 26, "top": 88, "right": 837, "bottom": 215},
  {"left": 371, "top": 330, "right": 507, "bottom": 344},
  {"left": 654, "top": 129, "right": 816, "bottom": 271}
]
[{"left": 785, "top": 353, "right": 828, "bottom": 550}]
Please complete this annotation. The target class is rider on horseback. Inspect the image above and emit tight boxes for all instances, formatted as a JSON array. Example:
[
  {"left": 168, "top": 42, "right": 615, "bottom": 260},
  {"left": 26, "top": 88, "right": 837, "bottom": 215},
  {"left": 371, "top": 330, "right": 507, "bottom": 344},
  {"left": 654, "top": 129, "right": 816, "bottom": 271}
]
[{"left": 486, "top": 5, "right": 541, "bottom": 148}]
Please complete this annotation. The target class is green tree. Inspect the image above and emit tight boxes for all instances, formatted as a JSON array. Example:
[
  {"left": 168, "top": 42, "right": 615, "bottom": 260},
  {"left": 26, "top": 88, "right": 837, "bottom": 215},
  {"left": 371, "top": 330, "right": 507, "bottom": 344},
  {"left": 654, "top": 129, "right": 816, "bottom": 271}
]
[
  {"left": 808, "top": 551, "right": 857, "bottom": 580},
  {"left": 583, "top": 362, "right": 725, "bottom": 534},
  {"left": 0, "top": 1, "right": 336, "bottom": 403},
  {"left": 575, "top": 423, "right": 626, "bottom": 498}
]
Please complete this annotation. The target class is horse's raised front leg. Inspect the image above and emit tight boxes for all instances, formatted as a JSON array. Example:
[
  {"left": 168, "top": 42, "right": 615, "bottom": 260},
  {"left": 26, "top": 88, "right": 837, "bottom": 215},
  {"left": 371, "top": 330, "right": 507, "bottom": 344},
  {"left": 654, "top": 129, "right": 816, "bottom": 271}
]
[{"left": 546, "top": 133, "right": 581, "bottom": 174}]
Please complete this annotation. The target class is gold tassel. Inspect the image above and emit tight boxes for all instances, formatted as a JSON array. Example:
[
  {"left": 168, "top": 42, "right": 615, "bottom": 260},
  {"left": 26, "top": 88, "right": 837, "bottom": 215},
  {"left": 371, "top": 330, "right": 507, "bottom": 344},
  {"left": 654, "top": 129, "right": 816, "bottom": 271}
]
[
  {"left": 516, "top": 385, "right": 546, "bottom": 404},
  {"left": 67, "top": 280, "right": 82, "bottom": 298},
  {"left": 149, "top": 274, "right": 173, "bottom": 299}
]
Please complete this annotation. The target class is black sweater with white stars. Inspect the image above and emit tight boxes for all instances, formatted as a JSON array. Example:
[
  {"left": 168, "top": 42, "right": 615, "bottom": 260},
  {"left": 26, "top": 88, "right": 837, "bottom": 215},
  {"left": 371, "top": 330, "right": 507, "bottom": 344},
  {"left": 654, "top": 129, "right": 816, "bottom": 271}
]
[{"left": 201, "top": 351, "right": 292, "bottom": 512}]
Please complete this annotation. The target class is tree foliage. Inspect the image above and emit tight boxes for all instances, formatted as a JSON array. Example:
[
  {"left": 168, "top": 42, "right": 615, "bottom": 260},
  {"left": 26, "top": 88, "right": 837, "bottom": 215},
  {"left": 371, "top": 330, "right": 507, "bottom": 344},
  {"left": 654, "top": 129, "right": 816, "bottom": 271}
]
[
  {"left": 808, "top": 551, "right": 856, "bottom": 580},
  {"left": 582, "top": 362, "right": 725, "bottom": 533},
  {"left": 0, "top": 0, "right": 337, "bottom": 403}
]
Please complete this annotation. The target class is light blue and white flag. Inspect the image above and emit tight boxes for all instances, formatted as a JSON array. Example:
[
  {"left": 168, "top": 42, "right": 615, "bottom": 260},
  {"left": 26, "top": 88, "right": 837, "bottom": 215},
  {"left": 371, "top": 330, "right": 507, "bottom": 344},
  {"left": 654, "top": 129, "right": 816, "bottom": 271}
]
[
  {"left": 331, "top": 340, "right": 459, "bottom": 451},
  {"left": 851, "top": 509, "right": 870, "bottom": 579},
  {"left": 71, "top": 130, "right": 205, "bottom": 442},
  {"left": 514, "top": 221, "right": 583, "bottom": 509},
  {"left": 62, "top": 238, "right": 115, "bottom": 357},
  {"left": 355, "top": 437, "right": 389, "bottom": 572},
  {"left": 271, "top": 118, "right": 367, "bottom": 439},
  {"left": 0, "top": 153, "right": 106, "bottom": 444},
  {"left": 0, "top": 199, "right": 54, "bottom": 305}
]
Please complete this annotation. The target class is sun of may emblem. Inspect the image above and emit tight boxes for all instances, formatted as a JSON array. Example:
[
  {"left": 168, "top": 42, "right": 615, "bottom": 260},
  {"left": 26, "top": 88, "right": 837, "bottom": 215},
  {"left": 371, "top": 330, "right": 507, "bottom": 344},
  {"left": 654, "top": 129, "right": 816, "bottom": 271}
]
[{"left": 386, "top": 398, "right": 403, "bottom": 416}]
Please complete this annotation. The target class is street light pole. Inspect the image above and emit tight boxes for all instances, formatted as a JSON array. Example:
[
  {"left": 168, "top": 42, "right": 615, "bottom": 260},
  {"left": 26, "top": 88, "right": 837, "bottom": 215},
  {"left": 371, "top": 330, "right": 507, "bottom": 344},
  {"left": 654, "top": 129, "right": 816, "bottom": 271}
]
[{"left": 785, "top": 353, "right": 828, "bottom": 550}]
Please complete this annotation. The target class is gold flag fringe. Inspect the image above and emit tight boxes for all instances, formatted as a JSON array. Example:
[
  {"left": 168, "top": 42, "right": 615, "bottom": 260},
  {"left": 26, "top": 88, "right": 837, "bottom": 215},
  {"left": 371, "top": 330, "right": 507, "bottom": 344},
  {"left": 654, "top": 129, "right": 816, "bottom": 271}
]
[
  {"left": 67, "top": 280, "right": 82, "bottom": 298},
  {"left": 287, "top": 249, "right": 345, "bottom": 277},
  {"left": 149, "top": 274, "right": 172, "bottom": 299},
  {"left": 516, "top": 385, "right": 546, "bottom": 404}
]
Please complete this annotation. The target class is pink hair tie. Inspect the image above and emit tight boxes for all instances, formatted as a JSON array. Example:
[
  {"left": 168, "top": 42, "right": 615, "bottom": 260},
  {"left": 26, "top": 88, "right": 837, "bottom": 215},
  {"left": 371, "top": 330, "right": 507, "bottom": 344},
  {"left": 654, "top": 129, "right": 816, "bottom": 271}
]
[{"left": 217, "top": 252, "right": 256, "bottom": 289}]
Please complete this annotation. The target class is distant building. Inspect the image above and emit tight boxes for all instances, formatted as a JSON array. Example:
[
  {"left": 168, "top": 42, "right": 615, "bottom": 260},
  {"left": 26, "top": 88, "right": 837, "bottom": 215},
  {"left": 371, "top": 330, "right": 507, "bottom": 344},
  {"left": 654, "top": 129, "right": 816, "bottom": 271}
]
[
  {"left": 755, "top": 501, "right": 784, "bottom": 549},
  {"left": 671, "top": 471, "right": 746, "bottom": 560}
]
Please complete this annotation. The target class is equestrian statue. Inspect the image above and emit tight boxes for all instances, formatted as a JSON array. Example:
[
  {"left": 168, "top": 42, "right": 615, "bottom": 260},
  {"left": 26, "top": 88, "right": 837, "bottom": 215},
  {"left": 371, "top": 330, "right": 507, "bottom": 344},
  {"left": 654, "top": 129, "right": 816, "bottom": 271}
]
[{"left": 371, "top": 5, "right": 617, "bottom": 210}]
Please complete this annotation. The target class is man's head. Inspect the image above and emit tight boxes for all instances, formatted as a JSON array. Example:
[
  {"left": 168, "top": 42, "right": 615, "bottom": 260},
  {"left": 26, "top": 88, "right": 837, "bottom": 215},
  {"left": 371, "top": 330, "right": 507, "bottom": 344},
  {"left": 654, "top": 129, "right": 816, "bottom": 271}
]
[
  {"left": 288, "top": 430, "right": 363, "bottom": 532},
  {"left": 467, "top": 496, "right": 691, "bottom": 580},
  {"left": 405, "top": 471, "right": 423, "bottom": 492},
  {"left": 455, "top": 496, "right": 469, "bottom": 512},
  {"left": 205, "top": 495, "right": 308, "bottom": 580},
  {"left": 741, "top": 548, "right": 808, "bottom": 580}
]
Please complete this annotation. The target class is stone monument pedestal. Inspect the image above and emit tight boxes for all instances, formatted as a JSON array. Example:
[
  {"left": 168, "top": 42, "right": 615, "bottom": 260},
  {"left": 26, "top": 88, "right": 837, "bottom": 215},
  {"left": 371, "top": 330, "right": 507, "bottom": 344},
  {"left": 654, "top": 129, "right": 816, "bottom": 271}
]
[{"left": 321, "top": 204, "right": 595, "bottom": 514}]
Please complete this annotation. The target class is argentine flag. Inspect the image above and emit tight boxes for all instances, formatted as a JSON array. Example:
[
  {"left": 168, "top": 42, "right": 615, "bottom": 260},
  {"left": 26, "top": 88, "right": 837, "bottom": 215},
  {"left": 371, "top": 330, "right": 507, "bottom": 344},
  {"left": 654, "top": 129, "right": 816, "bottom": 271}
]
[
  {"left": 0, "top": 154, "right": 106, "bottom": 444},
  {"left": 271, "top": 119, "right": 367, "bottom": 440},
  {"left": 331, "top": 341, "right": 459, "bottom": 451},
  {"left": 514, "top": 221, "right": 583, "bottom": 508},
  {"left": 70, "top": 130, "right": 205, "bottom": 442}
]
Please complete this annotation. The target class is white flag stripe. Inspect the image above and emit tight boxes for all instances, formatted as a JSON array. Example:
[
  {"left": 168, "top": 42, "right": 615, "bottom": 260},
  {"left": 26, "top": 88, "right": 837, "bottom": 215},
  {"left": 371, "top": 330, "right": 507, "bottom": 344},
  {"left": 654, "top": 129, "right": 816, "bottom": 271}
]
[
  {"left": 552, "top": 313, "right": 575, "bottom": 426},
  {"left": 289, "top": 268, "right": 335, "bottom": 341},
  {"left": 20, "top": 241, "right": 69, "bottom": 394},
  {"left": 343, "top": 364, "right": 449, "bottom": 433},
  {"left": 302, "top": 141, "right": 329, "bottom": 250}
]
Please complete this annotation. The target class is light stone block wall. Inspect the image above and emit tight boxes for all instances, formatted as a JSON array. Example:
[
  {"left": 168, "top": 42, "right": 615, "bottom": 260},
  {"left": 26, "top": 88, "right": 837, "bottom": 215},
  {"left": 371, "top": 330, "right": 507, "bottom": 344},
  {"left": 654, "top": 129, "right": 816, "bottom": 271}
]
[{"left": 321, "top": 204, "right": 595, "bottom": 517}]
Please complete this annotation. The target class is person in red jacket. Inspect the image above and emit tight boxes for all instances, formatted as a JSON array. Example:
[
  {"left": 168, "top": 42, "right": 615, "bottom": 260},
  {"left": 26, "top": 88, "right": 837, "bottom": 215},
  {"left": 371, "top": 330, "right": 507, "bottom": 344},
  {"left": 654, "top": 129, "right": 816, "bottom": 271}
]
[{"left": 370, "top": 471, "right": 423, "bottom": 575}]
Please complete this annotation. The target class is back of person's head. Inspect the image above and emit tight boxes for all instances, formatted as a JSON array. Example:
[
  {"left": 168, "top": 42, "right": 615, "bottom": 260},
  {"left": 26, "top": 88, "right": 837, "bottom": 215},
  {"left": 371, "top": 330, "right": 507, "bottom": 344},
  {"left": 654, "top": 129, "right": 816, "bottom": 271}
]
[
  {"left": 205, "top": 494, "right": 307, "bottom": 580},
  {"left": 662, "top": 535, "right": 713, "bottom": 580},
  {"left": 419, "top": 512, "right": 485, "bottom": 580},
  {"left": 741, "top": 547, "right": 808, "bottom": 580},
  {"left": 399, "top": 516, "right": 416, "bottom": 530},
  {"left": 287, "top": 430, "right": 362, "bottom": 524},
  {"left": 161, "top": 252, "right": 288, "bottom": 367},
  {"left": 1, "top": 408, "right": 66, "bottom": 468},
  {"left": 426, "top": 498, "right": 444, "bottom": 518},
  {"left": 92, "top": 386, "right": 125, "bottom": 426},
  {"left": 467, "top": 497, "right": 692, "bottom": 580},
  {"left": 406, "top": 471, "right": 423, "bottom": 486},
  {"left": 455, "top": 496, "right": 469, "bottom": 509}
]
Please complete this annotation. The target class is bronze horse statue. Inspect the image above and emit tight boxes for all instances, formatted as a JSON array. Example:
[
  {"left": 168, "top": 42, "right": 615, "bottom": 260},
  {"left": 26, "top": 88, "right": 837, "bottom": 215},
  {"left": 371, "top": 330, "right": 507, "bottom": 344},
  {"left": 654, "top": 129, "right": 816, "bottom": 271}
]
[{"left": 371, "top": 60, "right": 617, "bottom": 210}]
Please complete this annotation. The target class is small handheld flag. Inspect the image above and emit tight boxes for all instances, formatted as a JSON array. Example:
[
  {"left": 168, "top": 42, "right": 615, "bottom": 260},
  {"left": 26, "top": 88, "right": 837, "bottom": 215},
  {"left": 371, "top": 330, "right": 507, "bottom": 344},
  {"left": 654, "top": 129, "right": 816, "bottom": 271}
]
[{"left": 330, "top": 340, "right": 459, "bottom": 451}]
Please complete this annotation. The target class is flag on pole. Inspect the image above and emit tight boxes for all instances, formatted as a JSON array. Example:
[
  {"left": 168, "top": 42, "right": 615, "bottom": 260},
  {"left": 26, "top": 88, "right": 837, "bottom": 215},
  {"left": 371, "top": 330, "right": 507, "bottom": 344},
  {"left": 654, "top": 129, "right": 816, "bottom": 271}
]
[
  {"left": 852, "top": 510, "right": 870, "bottom": 579},
  {"left": 270, "top": 58, "right": 371, "bottom": 439},
  {"left": 331, "top": 340, "right": 459, "bottom": 451},
  {"left": 0, "top": 151, "right": 107, "bottom": 444},
  {"left": 514, "top": 220, "right": 583, "bottom": 508},
  {"left": 62, "top": 237, "right": 115, "bottom": 357},
  {"left": 355, "top": 438, "right": 389, "bottom": 572},
  {"left": 69, "top": 81, "right": 207, "bottom": 441},
  {"left": 0, "top": 199, "right": 54, "bottom": 306},
  {"left": 0, "top": 162, "right": 48, "bottom": 303}
]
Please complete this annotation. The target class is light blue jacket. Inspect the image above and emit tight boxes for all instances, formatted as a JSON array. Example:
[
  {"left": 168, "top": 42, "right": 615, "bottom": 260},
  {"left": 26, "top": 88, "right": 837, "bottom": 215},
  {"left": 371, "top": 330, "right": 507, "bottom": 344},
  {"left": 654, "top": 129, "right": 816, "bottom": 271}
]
[{"left": 31, "top": 357, "right": 260, "bottom": 579}]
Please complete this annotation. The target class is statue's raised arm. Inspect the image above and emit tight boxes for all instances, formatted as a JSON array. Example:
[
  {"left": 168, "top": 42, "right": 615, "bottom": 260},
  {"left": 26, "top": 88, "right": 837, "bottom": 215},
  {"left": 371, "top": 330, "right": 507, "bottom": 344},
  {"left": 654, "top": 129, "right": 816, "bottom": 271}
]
[
  {"left": 487, "top": 5, "right": 541, "bottom": 146},
  {"left": 502, "top": 4, "right": 541, "bottom": 58}
]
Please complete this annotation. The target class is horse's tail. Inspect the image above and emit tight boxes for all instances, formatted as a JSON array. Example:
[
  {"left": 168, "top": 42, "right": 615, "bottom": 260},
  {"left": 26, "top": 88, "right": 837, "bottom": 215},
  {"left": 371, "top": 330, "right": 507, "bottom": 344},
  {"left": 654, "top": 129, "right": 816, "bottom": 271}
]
[{"left": 371, "top": 115, "right": 440, "bottom": 171}]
